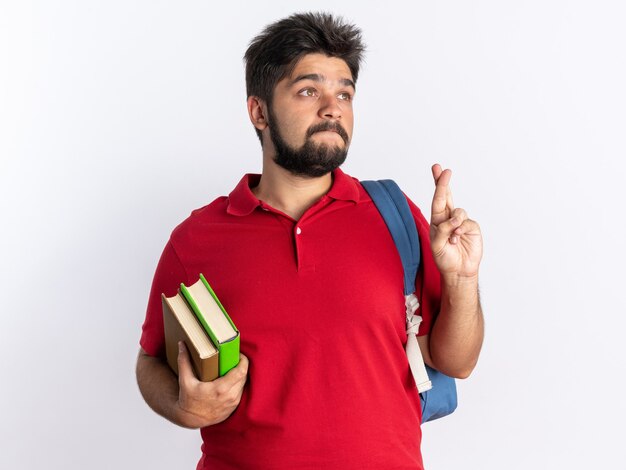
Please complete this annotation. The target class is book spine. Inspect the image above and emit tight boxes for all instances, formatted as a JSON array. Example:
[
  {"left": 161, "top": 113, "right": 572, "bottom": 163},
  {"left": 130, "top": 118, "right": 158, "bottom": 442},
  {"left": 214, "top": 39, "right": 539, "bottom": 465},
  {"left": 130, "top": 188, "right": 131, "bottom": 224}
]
[{"left": 217, "top": 333, "right": 240, "bottom": 376}]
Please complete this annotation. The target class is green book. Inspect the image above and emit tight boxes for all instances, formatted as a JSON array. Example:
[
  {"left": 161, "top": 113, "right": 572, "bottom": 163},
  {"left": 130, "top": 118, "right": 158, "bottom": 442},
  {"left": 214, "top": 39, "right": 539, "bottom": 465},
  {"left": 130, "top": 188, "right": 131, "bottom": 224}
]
[{"left": 180, "top": 274, "right": 240, "bottom": 376}]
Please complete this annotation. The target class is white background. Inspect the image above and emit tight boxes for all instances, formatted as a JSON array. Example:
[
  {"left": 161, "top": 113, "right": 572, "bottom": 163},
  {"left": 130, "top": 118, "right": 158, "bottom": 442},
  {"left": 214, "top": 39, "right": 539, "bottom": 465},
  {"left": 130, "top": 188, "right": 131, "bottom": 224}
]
[{"left": 1, "top": 1, "right": 625, "bottom": 468}]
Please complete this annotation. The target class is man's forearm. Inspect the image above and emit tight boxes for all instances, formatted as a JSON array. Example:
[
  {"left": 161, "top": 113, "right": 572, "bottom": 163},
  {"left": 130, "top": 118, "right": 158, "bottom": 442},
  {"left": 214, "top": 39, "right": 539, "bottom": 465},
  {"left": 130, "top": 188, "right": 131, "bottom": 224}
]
[
  {"left": 135, "top": 349, "right": 193, "bottom": 428},
  {"left": 430, "top": 275, "right": 484, "bottom": 378}
]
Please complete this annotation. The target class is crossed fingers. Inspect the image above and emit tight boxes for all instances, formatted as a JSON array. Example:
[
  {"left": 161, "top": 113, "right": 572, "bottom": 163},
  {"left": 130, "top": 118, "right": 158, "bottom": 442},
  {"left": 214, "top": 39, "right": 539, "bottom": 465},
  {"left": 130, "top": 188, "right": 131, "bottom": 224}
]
[
  {"left": 431, "top": 164, "right": 469, "bottom": 246},
  {"left": 431, "top": 164, "right": 454, "bottom": 223}
]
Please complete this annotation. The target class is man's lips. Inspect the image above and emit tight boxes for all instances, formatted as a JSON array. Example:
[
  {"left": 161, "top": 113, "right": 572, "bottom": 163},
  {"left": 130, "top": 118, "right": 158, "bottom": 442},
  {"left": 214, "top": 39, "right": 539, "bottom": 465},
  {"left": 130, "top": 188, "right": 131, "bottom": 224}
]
[
  {"left": 312, "top": 130, "right": 347, "bottom": 145},
  {"left": 307, "top": 124, "right": 349, "bottom": 143}
]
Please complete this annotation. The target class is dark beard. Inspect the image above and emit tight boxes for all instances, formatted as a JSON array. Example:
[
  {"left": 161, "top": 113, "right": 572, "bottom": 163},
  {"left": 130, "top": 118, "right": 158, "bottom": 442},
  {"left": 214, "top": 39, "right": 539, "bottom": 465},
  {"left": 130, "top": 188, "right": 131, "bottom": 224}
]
[{"left": 268, "top": 107, "right": 350, "bottom": 178}]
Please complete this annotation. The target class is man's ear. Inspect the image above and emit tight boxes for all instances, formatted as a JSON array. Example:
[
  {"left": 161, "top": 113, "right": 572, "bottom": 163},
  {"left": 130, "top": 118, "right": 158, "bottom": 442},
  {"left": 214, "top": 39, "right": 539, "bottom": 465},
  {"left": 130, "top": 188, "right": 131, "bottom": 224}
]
[{"left": 247, "top": 96, "right": 268, "bottom": 131}]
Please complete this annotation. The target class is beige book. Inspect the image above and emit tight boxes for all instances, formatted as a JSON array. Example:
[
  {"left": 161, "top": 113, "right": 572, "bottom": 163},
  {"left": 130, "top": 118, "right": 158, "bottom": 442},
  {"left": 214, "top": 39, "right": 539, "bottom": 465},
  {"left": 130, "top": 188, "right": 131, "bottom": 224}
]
[{"left": 162, "top": 292, "right": 219, "bottom": 381}]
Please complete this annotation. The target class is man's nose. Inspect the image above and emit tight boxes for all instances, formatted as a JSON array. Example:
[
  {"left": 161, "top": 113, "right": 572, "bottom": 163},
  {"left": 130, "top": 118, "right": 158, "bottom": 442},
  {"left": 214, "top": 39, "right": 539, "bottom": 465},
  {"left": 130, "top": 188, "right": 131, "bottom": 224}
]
[{"left": 318, "top": 93, "right": 342, "bottom": 120}]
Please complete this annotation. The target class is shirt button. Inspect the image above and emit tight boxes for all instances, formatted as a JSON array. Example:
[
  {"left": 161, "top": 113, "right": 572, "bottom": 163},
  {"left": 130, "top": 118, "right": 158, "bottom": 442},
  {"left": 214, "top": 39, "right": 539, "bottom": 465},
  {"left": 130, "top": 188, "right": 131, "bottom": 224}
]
[{"left": 296, "top": 227, "right": 302, "bottom": 235}]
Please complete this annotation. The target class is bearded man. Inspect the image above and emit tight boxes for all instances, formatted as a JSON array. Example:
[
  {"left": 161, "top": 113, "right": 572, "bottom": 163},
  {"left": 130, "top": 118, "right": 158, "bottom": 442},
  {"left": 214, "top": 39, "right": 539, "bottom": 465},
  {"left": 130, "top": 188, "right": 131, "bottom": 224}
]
[{"left": 136, "top": 12, "right": 484, "bottom": 470}]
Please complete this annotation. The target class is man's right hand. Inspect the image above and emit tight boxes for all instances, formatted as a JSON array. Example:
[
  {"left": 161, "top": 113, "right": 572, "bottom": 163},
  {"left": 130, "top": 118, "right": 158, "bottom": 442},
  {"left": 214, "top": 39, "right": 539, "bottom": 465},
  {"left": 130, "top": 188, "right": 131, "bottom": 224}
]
[{"left": 175, "top": 341, "right": 249, "bottom": 428}]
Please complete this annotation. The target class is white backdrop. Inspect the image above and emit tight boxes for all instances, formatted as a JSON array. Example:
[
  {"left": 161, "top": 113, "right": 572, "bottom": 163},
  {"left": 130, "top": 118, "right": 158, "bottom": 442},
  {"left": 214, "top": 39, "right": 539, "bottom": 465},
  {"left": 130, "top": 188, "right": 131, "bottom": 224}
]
[{"left": 1, "top": 1, "right": 625, "bottom": 469}]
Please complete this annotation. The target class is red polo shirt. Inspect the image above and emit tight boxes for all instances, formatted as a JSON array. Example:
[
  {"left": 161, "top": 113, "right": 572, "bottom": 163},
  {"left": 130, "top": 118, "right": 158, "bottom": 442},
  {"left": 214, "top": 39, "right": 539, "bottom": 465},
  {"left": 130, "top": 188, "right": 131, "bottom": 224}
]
[{"left": 140, "top": 168, "right": 442, "bottom": 469}]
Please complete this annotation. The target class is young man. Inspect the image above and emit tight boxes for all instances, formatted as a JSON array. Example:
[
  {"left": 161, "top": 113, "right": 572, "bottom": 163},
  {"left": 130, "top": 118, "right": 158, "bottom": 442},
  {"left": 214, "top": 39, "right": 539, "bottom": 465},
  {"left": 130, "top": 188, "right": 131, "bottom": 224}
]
[{"left": 137, "top": 12, "right": 484, "bottom": 469}]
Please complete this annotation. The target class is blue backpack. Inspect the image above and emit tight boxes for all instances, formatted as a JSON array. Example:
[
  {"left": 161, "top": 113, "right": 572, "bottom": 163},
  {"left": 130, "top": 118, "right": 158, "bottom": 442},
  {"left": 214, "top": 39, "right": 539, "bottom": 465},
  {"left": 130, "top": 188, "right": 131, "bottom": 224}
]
[{"left": 361, "top": 179, "right": 457, "bottom": 423}]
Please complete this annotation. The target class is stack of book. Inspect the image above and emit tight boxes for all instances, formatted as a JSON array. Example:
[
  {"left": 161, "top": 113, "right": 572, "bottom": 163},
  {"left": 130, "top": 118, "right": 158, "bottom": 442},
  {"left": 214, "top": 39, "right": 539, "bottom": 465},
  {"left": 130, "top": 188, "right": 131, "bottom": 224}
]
[{"left": 162, "top": 274, "right": 239, "bottom": 381}]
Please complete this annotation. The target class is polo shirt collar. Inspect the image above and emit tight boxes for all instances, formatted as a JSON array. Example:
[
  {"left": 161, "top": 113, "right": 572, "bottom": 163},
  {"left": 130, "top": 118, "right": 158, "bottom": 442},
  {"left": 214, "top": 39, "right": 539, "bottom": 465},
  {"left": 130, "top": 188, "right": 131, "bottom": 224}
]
[
  {"left": 226, "top": 174, "right": 262, "bottom": 216},
  {"left": 326, "top": 168, "right": 360, "bottom": 203},
  {"left": 226, "top": 168, "right": 360, "bottom": 217}
]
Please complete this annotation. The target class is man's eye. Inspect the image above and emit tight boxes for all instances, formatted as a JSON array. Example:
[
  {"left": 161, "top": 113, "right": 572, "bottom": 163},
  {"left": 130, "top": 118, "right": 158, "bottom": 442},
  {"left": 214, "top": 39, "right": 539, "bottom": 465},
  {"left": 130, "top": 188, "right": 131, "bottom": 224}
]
[
  {"left": 338, "top": 92, "right": 352, "bottom": 101},
  {"left": 299, "top": 89, "right": 317, "bottom": 97}
]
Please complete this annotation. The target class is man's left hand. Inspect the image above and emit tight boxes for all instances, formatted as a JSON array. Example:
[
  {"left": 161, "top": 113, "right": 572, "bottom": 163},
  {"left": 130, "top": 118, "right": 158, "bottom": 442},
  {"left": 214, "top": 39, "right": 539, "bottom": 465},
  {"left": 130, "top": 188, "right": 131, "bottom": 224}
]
[{"left": 429, "top": 164, "right": 483, "bottom": 282}]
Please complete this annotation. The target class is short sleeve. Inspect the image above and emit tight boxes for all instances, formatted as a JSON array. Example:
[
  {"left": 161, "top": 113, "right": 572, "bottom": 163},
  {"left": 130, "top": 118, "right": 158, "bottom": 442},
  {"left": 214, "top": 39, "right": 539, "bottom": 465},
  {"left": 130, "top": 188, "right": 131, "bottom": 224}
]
[
  {"left": 139, "top": 240, "right": 189, "bottom": 357},
  {"left": 407, "top": 198, "right": 442, "bottom": 336}
]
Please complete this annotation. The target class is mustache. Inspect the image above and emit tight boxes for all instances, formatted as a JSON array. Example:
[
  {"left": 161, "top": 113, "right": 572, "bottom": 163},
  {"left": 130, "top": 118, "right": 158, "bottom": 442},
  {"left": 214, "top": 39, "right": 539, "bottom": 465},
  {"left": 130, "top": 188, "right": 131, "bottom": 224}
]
[{"left": 306, "top": 122, "right": 350, "bottom": 144}]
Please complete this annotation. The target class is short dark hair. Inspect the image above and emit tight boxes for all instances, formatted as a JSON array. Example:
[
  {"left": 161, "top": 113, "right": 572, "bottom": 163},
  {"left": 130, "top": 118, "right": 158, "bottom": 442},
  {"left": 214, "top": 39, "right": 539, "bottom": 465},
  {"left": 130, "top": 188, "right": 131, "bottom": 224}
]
[{"left": 244, "top": 12, "right": 366, "bottom": 141}]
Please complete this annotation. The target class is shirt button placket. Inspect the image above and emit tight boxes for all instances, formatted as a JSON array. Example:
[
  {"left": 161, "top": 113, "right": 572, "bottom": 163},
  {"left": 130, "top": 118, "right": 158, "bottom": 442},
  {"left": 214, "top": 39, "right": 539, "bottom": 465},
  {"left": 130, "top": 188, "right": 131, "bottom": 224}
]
[
  {"left": 294, "top": 223, "right": 314, "bottom": 273},
  {"left": 294, "top": 225, "right": 304, "bottom": 271}
]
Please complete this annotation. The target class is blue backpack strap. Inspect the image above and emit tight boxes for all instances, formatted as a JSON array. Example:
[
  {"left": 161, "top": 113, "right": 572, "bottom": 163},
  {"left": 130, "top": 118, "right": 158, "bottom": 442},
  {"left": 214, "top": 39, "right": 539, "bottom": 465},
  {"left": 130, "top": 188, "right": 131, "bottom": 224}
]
[
  {"left": 362, "top": 179, "right": 458, "bottom": 423},
  {"left": 360, "top": 180, "right": 420, "bottom": 296}
]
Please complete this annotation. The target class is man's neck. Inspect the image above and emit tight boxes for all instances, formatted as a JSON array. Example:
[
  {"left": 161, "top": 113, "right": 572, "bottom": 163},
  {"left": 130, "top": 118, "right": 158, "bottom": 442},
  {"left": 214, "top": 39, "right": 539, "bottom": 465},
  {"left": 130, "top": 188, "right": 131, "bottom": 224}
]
[{"left": 252, "top": 161, "right": 333, "bottom": 221}]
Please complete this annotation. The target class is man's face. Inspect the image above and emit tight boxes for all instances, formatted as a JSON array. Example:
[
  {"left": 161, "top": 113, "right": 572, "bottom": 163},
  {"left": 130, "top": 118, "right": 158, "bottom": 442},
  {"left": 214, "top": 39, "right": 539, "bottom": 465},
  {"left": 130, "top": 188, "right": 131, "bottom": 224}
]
[{"left": 266, "top": 53, "right": 355, "bottom": 177}]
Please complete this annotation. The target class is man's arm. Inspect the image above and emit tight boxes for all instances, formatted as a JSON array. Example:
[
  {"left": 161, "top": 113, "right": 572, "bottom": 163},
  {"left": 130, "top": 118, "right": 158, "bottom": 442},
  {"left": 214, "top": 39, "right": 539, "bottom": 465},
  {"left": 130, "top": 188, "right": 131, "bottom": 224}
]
[
  {"left": 418, "top": 279, "right": 484, "bottom": 379},
  {"left": 136, "top": 342, "right": 249, "bottom": 429},
  {"left": 418, "top": 164, "right": 485, "bottom": 379}
]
